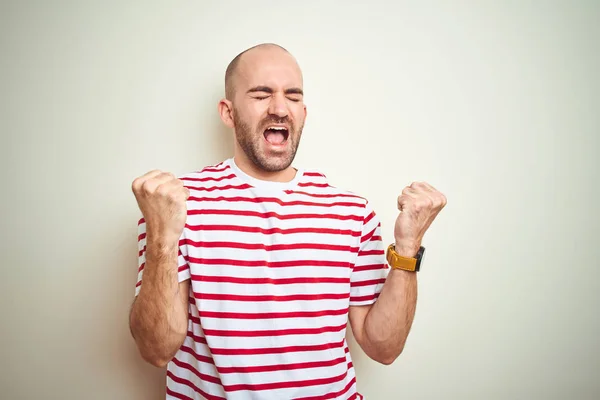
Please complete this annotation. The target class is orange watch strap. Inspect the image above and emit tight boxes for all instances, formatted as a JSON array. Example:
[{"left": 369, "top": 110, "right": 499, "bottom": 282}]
[{"left": 386, "top": 243, "right": 418, "bottom": 272}]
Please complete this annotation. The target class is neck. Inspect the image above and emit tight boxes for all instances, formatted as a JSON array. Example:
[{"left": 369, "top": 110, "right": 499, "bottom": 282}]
[{"left": 233, "top": 152, "right": 297, "bottom": 183}]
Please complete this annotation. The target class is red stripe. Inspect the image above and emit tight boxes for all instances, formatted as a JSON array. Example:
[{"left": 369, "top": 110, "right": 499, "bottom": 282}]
[
  {"left": 358, "top": 249, "right": 385, "bottom": 256},
  {"left": 187, "top": 257, "right": 352, "bottom": 269},
  {"left": 284, "top": 190, "right": 364, "bottom": 200},
  {"left": 224, "top": 369, "right": 348, "bottom": 392},
  {"left": 187, "top": 195, "right": 363, "bottom": 208},
  {"left": 187, "top": 209, "right": 363, "bottom": 221},
  {"left": 179, "top": 344, "right": 347, "bottom": 374},
  {"left": 200, "top": 323, "right": 347, "bottom": 337},
  {"left": 303, "top": 172, "right": 325, "bottom": 177},
  {"left": 181, "top": 239, "right": 358, "bottom": 253},
  {"left": 196, "top": 307, "right": 349, "bottom": 320},
  {"left": 187, "top": 330, "right": 346, "bottom": 355},
  {"left": 138, "top": 262, "right": 145, "bottom": 272},
  {"left": 211, "top": 341, "right": 344, "bottom": 355},
  {"left": 186, "top": 184, "right": 252, "bottom": 192},
  {"left": 179, "top": 345, "right": 215, "bottom": 366},
  {"left": 353, "top": 263, "right": 386, "bottom": 272},
  {"left": 200, "top": 164, "right": 229, "bottom": 173},
  {"left": 186, "top": 331, "right": 208, "bottom": 345},
  {"left": 351, "top": 278, "right": 386, "bottom": 287},
  {"left": 165, "top": 387, "right": 194, "bottom": 400},
  {"left": 193, "top": 292, "right": 349, "bottom": 302},
  {"left": 218, "top": 356, "right": 347, "bottom": 374},
  {"left": 185, "top": 224, "right": 361, "bottom": 237},
  {"left": 360, "top": 226, "right": 377, "bottom": 243},
  {"left": 166, "top": 370, "right": 225, "bottom": 400},
  {"left": 294, "top": 377, "right": 357, "bottom": 400},
  {"left": 363, "top": 211, "right": 375, "bottom": 225},
  {"left": 298, "top": 182, "right": 330, "bottom": 188},
  {"left": 350, "top": 292, "right": 381, "bottom": 302},
  {"left": 138, "top": 232, "right": 146, "bottom": 241},
  {"left": 180, "top": 173, "right": 236, "bottom": 182},
  {"left": 172, "top": 357, "right": 221, "bottom": 385},
  {"left": 191, "top": 275, "right": 350, "bottom": 285}
]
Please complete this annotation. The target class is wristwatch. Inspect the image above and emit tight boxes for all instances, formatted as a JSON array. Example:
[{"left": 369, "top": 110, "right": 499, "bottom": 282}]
[{"left": 386, "top": 243, "right": 426, "bottom": 272}]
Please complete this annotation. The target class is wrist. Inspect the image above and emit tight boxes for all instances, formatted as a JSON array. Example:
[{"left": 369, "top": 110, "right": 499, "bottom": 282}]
[
  {"left": 146, "top": 235, "right": 179, "bottom": 260},
  {"left": 393, "top": 239, "right": 420, "bottom": 258}
]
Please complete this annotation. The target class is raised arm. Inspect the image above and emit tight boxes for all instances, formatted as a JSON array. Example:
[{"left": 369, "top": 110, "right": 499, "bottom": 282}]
[
  {"left": 128, "top": 170, "right": 191, "bottom": 367},
  {"left": 350, "top": 181, "right": 446, "bottom": 364}
]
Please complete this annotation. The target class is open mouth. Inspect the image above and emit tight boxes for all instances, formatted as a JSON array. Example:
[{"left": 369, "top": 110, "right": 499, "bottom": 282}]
[{"left": 263, "top": 126, "right": 289, "bottom": 146}]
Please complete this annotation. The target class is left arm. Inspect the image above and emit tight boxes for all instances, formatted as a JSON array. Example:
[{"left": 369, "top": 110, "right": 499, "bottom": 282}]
[
  {"left": 350, "top": 181, "right": 446, "bottom": 365},
  {"left": 349, "top": 243, "right": 419, "bottom": 365}
]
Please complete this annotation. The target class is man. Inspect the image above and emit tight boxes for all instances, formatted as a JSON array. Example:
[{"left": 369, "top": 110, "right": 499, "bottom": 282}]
[{"left": 129, "top": 43, "right": 446, "bottom": 400}]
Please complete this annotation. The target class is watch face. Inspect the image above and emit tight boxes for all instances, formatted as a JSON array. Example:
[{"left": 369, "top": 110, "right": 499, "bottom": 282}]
[{"left": 416, "top": 247, "right": 425, "bottom": 271}]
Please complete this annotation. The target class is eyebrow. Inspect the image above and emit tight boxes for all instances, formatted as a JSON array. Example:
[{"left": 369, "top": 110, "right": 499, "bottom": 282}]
[
  {"left": 247, "top": 86, "right": 304, "bottom": 96},
  {"left": 285, "top": 88, "right": 304, "bottom": 96}
]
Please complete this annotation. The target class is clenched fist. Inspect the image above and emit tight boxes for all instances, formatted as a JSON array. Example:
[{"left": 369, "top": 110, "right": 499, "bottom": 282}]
[
  {"left": 394, "top": 182, "right": 447, "bottom": 255},
  {"left": 131, "top": 170, "right": 190, "bottom": 247}
]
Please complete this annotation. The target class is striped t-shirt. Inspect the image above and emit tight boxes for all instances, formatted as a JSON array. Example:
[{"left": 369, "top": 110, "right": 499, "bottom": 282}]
[{"left": 135, "top": 157, "right": 389, "bottom": 400}]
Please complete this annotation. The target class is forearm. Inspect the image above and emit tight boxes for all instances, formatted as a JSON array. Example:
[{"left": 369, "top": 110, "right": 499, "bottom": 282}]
[
  {"left": 130, "top": 241, "right": 188, "bottom": 367},
  {"left": 363, "top": 251, "right": 418, "bottom": 363}
]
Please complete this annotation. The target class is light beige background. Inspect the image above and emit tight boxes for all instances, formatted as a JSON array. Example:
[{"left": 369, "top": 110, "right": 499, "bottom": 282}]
[{"left": 1, "top": 1, "right": 599, "bottom": 399}]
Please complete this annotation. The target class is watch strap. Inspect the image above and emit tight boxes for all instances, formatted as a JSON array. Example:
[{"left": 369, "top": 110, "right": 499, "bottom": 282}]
[{"left": 386, "top": 243, "right": 424, "bottom": 272}]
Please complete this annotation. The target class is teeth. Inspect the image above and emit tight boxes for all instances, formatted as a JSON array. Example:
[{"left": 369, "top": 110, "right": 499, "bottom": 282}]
[{"left": 269, "top": 127, "right": 286, "bottom": 130}]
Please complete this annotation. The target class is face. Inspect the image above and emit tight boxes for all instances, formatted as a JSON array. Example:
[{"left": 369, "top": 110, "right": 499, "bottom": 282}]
[{"left": 226, "top": 48, "right": 307, "bottom": 172}]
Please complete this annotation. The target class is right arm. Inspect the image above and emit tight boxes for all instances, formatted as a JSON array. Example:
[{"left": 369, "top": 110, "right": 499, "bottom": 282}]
[{"left": 128, "top": 170, "right": 191, "bottom": 368}]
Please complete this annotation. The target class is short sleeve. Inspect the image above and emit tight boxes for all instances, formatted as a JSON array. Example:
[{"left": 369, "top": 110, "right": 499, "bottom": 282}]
[
  {"left": 134, "top": 217, "right": 191, "bottom": 296},
  {"left": 349, "top": 203, "right": 389, "bottom": 306}
]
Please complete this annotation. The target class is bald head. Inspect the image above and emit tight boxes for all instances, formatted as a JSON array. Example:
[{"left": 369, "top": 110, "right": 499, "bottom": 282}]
[
  {"left": 225, "top": 43, "right": 301, "bottom": 100},
  {"left": 218, "top": 43, "right": 307, "bottom": 173}
]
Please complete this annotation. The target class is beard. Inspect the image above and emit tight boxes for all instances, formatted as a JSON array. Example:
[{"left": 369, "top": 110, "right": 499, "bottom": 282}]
[{"left": 233, "top": 109, "right": 303, "bottom": 173}]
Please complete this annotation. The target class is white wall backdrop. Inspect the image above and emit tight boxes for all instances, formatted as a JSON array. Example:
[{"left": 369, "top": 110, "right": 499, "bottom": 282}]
[{"left": 1, "top": 1, "right": 598, "bottom": 399}]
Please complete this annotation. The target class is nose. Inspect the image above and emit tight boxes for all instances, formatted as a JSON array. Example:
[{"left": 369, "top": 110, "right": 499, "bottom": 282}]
[{"left": 268, "top": 93, "right": 289, "bottom": 118}]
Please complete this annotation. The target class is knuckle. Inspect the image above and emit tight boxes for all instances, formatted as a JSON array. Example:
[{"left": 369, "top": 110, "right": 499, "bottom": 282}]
[
  {"left": 141, "top": 180, "right": 154, "bottom": 195},
  {"left": 131, "top": 178, "right": 141, "bottom": 193},
  {"left": 156, "top": 184, "right": 170, "bottom": 197}
]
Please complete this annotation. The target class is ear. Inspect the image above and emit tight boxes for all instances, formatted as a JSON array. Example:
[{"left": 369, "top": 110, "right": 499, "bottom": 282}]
[{"left": 218, "top": 99, "right": 235, "bottom": 129}]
